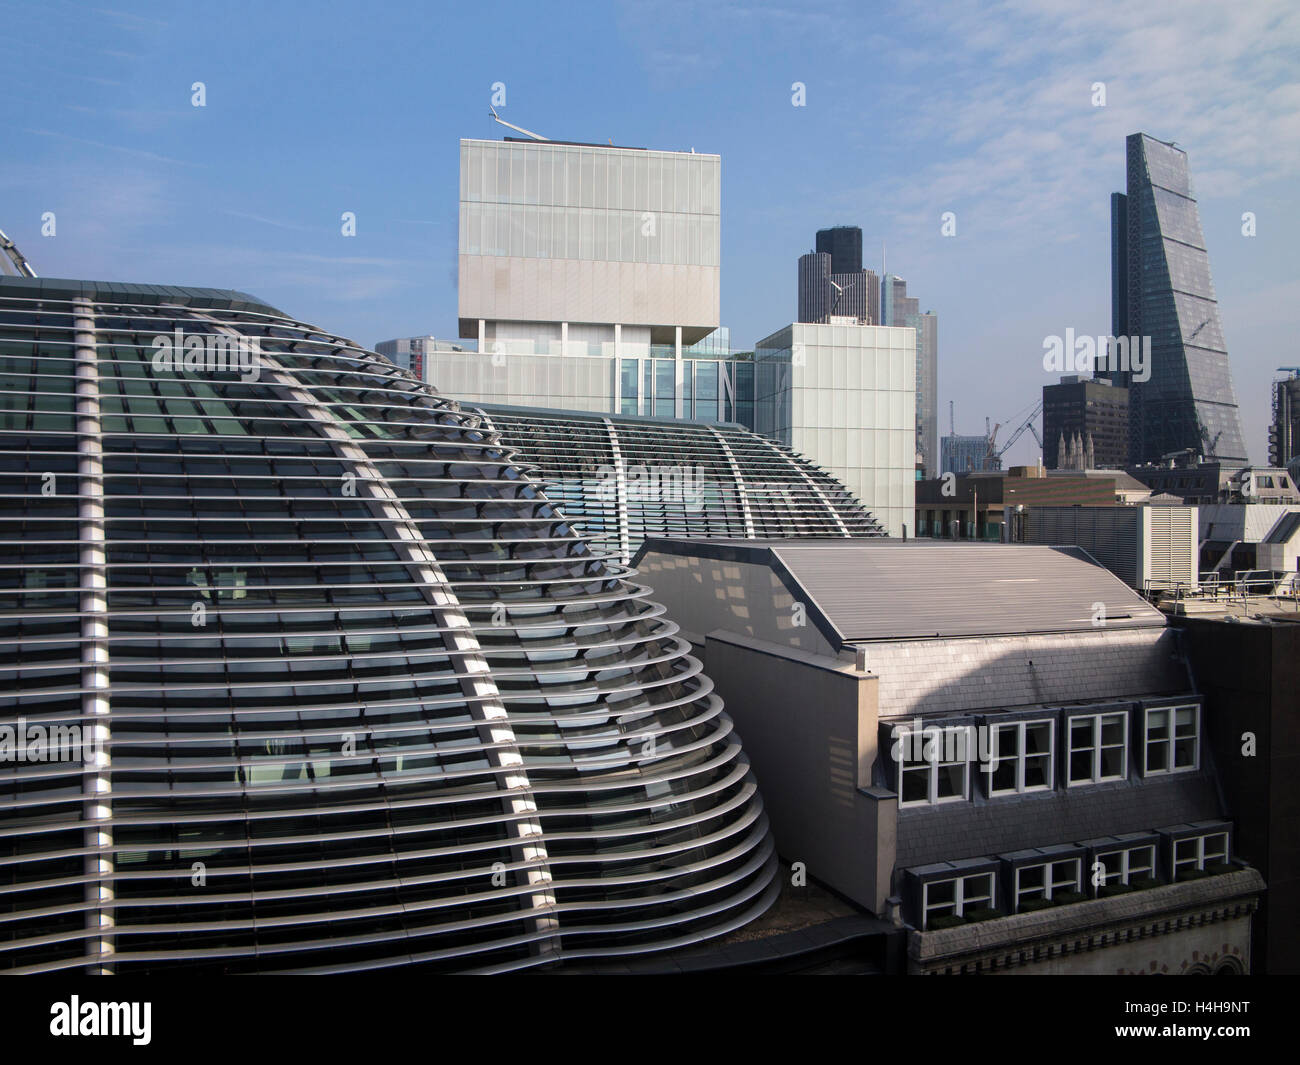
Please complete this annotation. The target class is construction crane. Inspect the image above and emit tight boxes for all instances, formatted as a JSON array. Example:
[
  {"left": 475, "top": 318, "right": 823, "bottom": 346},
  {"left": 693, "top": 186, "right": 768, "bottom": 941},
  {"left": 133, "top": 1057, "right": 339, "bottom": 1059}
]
[
  {"left": 989, "top": 400, "right": 1043, "bottom": 466},
  {"left": 488, "top": 106, "right": 549, "bottom": 142},
  {"left": 0, "top": 228, "right": 37, "bottom": 278},
  {"left": 1197, "top": 418, "right": 1223, "bottom": 460}
]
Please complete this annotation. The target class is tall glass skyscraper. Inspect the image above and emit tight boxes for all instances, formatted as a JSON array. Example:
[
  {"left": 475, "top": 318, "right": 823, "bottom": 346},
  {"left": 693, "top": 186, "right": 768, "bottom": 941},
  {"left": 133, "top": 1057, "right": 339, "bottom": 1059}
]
[
  {"left": 882, "top": 275, "right": 939, "bottom": 478},
  {"left": 1108, "top": 133, "right": 1248, "bottom": 466}
]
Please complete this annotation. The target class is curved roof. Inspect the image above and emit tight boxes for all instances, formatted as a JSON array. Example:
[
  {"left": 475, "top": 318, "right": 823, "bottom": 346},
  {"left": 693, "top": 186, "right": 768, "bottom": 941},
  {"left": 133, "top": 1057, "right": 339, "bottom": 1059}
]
[
  {"left": 471, "top": 403, "right": 885, "bottom": 564},
  {"left": 0, "top": 278, "right": 776, "bottom": 973}
]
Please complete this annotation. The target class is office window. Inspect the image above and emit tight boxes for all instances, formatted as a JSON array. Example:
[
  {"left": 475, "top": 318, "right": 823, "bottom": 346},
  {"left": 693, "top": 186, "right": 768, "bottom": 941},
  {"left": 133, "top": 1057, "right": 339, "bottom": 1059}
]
[
  {"left": 1173, "top": 832, "right": 1229, "bottom": 879},
  {"left": 654, "top": 360, "right": 675, "bottom": 418},
  {"left": 897, "top": 725, "right": 971, "bottom": 806},
  {"left": 620, "top": 359, "right": 639, "bottom": 417},
  {"left": 1143, "top": 704, "right": 1199, "bottom": 775},
  {"left": 922, "top": 871, "right": 995, "bottom": 929},
  {"left": 1068, "top": 712, "right": 1128, "bottom": 785},
  {"left": 985, "top": 719, "right": 1054, "bottom": 795},
  {"left": 1093, "top": 844, "right": 1156, "bottom": 891},
  {"left": 696, "top": 361, "right": 719, "bottom": 422},
  {"left": 1014, "top": 858, "right": 1081, "bottom": 910}
]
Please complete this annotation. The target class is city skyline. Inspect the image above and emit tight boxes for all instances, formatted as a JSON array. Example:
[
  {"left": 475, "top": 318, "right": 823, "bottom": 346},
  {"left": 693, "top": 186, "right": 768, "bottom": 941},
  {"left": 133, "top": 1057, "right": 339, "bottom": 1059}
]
[
  {"left": 2, "top": 1, "right": 1296, "bottom": 469},
  {"left": 1, "top": 0, "right": 1296, "bottom": 999}
]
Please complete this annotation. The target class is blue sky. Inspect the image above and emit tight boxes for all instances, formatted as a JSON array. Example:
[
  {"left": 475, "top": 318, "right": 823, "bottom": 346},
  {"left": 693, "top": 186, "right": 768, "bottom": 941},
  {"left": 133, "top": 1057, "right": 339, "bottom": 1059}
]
[{"left": 3, "top": 0, "right": 1297, "bottom": 466}]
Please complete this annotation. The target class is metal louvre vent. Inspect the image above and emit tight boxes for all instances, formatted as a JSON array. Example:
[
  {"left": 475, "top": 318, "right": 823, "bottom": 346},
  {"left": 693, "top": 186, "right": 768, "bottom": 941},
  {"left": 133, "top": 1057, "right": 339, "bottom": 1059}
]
[{"left": 1147, "top": 506, "right": 1196, "bottom": 587}]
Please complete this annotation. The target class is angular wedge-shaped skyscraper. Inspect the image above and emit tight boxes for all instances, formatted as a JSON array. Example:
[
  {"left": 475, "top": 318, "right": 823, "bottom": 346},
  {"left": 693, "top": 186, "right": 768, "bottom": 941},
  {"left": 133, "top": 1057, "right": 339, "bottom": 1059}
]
[{"left": 1108, "top": 133, "right": 1248, "bottom": 466}]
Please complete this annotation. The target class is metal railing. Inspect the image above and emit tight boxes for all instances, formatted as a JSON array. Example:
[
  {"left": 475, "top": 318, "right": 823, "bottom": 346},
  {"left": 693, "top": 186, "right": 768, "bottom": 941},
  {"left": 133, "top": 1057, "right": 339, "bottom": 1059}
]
[{"left": 1148, "top": 570, "right": 1300, "bottom": 611}]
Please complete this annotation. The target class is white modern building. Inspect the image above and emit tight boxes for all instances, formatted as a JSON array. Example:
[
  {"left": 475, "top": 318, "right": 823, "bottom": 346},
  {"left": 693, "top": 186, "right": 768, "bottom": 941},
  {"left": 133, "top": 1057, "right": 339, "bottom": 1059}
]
[
  {"left": 406, "top": 136, "right": 744, "bottom": 421},
  {"left": 457, "top": 136, "right": 718, "bottom": 352},
  {"left": 754, "top": 322, "right": 916, "bottom": 536},
  {"left": 383, "top": 133, "right": 918, "bottom": 534}
]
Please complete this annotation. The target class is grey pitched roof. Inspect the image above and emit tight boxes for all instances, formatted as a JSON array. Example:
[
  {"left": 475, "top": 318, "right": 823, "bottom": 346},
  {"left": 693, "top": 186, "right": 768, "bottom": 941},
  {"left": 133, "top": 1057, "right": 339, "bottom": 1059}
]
[{"left": 636, "top": 539, "right": 1165, "bottom": 647}]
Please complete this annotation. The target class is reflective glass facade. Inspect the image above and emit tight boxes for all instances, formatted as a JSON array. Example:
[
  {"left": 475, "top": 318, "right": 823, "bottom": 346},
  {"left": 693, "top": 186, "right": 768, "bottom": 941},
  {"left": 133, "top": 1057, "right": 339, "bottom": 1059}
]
[
  {"left": 1108, "top": 134, "right": 1248, "bottom": 466},
  {"left": 881, "top": 276, "right": 938, "bottom": 477},
  {"left": 425, "top": 346, "right": 755, "bottom": 426},
  {"left": 1042, "top": 378, "right": 1129, "bottom": 470},
  {"left": 0, "top": 277, "right": 776, "bottom": 974}
]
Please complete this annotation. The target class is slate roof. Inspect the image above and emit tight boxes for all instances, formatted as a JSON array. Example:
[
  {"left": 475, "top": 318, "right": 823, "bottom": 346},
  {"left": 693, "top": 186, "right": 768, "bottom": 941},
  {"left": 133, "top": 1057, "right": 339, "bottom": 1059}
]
[{"left": 895, "top": 767, "right": 1223, "bottom": 870}]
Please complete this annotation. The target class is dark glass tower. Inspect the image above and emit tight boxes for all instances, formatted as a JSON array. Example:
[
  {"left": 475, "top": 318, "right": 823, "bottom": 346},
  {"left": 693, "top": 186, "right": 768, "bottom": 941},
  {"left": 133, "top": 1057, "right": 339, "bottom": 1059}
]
[
  {"left": 1107, "top": 134, "right": 1248, "bottom": 466},
  {"left": 815, "top": 226, "right": 863, "bottom": 275},
  {"left": 1042, "top": 377, "right": 1129, "bottom": 470}
]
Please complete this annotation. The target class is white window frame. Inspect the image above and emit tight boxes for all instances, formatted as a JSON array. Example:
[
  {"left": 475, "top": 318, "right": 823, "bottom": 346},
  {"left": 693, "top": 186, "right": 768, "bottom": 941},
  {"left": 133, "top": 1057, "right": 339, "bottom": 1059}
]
[
  {"left": 1067, "top": 711, "right": 1128, "bottom": 786},
  {"left": 921, "top": 871, "right": 995, "bottom": 929},
  {"left": 1173, "top": 832, "right": 1229, "bottom": 878},
  {"left": 1093, "top": 844, "right": 1156, "bottom": 891},
  {"left": 984, "top": 718, "right": 1055, "bottom": 796},
  {"left": 1013, "top": 858, "right": 1081, "bottom": 910},
  {"left": 1143, "top": 704, "right": 1200, "bottom": 776},
  {"left": 897, "top": 725, "right": 972, "bottom": 807}
]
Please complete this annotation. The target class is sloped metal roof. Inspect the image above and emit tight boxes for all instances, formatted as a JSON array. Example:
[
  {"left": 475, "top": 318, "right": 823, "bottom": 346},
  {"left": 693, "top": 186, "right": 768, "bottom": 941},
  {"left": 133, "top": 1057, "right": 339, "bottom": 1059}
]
[{"left": 635, "top": 538, "right": 1167, "bottom": 645}]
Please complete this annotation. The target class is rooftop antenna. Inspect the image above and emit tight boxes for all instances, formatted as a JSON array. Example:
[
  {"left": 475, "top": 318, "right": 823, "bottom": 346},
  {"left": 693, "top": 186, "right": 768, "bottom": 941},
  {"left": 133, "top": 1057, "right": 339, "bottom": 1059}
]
[
  {"left": 488, "top": 105, "right": 549, "bottom": 142},
  {"left": 0, "top": 228, "right": 37, "bottom": 278}
]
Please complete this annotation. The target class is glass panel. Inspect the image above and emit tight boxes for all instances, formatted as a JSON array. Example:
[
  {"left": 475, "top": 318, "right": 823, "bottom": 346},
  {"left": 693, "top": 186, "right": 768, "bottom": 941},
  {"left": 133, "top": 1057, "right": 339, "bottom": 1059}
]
[
  {"left": 962, "top": 873, "right": 993, "bottom": 908},
  {"left": 900, "top": 765, "right": 928, "bottom": 804},
  {"left": 1069, "top": 717, "right": 1094, "bottom": 783},
  {"left": 1128, "top": 846, "right": 1154, "bottom": 878},
  {"left": 1024, "top": 722, "right": 1052, "bottom": 789},
  {"left": 1100, "top": 742, "right": 1125, "bottom": 779},
  {"left": 1018, "top": 864, "right": 1045, "bottom": 895},
  {"left": 1146, "top": 710, "right": 1170, "bottom": 772},
  {"left": 925, "top": 879, "right": 955, "bottom": 917},
  {"left": 936, "top": 760, "right": 966, "bottom": 800}
]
